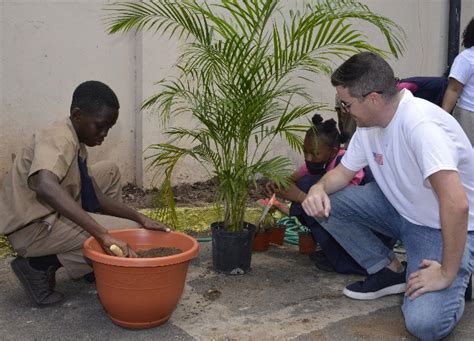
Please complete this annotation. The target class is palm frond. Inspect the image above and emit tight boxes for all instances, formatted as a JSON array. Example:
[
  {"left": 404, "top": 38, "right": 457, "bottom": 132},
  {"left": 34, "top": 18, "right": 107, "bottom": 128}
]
[
  {"left": 106, "top": 0, "right": 405, "bottom": 231},
  {"left": 105, "top": 0, "right": 213, "bottom": 44}
]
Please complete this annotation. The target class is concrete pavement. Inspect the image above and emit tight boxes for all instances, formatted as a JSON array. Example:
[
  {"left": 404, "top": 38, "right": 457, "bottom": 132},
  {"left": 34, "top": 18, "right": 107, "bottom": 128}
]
[{"left": 1, "top": 242, "right": 472, "bottom": 340}]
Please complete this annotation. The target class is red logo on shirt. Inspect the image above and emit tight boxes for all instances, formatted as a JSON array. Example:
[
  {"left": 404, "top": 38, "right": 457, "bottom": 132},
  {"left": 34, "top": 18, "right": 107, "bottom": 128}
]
[{"left": 373, "top": 152, "right": 384, "bottom": 165}]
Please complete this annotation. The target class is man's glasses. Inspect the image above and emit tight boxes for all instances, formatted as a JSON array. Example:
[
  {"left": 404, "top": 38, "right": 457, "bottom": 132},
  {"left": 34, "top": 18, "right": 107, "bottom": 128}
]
[{"left": 338, "top": 91, "right": 384, "bottom": 113}]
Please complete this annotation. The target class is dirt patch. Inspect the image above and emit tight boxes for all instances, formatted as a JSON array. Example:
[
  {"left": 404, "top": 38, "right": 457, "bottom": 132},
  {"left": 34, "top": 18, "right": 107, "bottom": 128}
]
[
  {"left": 203, "top": 287, "right": 222, "bottom": 301},
  {"left": 136, "top": 247, "right": 182, "bottom": 258},
  {"left": 122, "top": 177, "right": 267, "bottom": 210}
]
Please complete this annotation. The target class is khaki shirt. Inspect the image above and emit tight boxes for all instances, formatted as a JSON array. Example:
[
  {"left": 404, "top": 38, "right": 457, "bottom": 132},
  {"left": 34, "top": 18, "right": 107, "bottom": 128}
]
[{"left": 0, "top": 117, "right": 88, "bottom": 235}]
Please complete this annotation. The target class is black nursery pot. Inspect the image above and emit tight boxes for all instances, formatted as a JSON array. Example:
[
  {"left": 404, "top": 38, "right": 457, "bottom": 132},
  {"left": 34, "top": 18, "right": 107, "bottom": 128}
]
[{"left": 211, "top": 222, "right": 256, "bottom": 275}]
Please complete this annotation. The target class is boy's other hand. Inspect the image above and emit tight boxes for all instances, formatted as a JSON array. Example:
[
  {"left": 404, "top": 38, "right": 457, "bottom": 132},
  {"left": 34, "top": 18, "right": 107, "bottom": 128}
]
[{"left": 140, "top": 215, "right": 171, "bottom": 232}]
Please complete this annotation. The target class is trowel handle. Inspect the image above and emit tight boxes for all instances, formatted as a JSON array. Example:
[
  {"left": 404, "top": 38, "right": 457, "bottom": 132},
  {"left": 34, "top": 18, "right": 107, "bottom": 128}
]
[{"left": 109, "top": 244, "right": 125, "bottom": 257}]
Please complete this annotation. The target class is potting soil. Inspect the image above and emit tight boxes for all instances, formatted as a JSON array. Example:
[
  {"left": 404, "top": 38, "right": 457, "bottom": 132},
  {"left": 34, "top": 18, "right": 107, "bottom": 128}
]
[{"left": 136, "top": 247, "right": 182, "bottom": 258}]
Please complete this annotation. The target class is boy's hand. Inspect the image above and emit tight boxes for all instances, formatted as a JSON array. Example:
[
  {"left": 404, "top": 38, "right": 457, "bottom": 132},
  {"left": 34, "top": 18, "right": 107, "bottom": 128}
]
[
  {"left": 99, "top": 233, "right": 137, "bottom": 258},
  {"left": 139, "top": 215, "right": 171, "bottom": 232}
]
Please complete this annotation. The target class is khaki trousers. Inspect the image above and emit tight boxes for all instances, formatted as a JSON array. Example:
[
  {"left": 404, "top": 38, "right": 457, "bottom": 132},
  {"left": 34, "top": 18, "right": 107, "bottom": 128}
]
[
  {"left": 8, "top": 161, "right": 140, "bottom": 279},
  {"left": 453, "top": 105, "right": 474, "bottom": 146}
]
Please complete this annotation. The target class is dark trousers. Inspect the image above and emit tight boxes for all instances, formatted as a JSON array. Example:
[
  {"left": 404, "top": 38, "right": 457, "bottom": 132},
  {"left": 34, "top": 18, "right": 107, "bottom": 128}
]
[{"left": 290, "top": 174, "right": 395, "bottom": 275}]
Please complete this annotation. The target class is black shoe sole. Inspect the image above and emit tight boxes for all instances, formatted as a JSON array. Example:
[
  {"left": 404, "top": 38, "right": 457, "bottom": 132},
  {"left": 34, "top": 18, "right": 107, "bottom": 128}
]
[{"left": 343, "top": 283, "right": 406, "bottom": 300}]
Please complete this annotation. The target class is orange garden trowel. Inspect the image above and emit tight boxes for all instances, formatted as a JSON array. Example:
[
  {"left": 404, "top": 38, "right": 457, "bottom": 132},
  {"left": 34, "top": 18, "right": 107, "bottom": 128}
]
[
  {"left": 257, "top": 195, "right": 289, "bottom": 215},
  {"left": 257, "top": 193, "right": 278, "bottom": 226}
]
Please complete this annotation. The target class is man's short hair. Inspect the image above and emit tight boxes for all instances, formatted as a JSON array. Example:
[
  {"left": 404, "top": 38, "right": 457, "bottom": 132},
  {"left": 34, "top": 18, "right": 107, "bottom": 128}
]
[
  {"left": 70, "top": 80, "right": 120, "bottom": 114},
  {"left": 330, "top": 52, "right": 398, "bottom": 100}
]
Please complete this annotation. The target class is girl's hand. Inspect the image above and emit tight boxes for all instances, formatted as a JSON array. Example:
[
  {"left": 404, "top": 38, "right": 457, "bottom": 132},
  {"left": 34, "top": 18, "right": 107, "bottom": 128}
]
[
  {"left": 265, "top": 181, "right": 279, "bottom": 196},
  {"left": 280, "top": 184, "right": 304, "bottom": 202},
  {"left": 139, "top": 215, "right": 171, "bottom": 232},
  {"left": 405, "top": 259, "right": 453, "bottom": 300}
]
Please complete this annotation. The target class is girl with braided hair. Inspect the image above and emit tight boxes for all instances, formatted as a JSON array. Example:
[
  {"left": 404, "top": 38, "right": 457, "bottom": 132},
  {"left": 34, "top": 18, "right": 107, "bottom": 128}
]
[{"left": 266, "top": 114, "right": 394, "bottom": 274}]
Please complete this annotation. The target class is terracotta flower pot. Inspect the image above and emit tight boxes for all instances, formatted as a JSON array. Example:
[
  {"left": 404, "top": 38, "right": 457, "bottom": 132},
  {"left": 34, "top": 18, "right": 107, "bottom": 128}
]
[
  {"left": 269, "top": 225, "right": 286, "bottom": 245},
  {"left": 83, "top": 229, "right": 199, "bottom": 329},
  {"left": 298, "top": 231, "right": 316, "bottom": 255},
  {"left": 253, "top": 230, "right": 272, "bottom": 252}
]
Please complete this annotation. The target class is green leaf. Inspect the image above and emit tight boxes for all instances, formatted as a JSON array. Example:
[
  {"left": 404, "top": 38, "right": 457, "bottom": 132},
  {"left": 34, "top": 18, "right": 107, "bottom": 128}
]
[{"left": 105, "top": 0, "right": 405, "bottom": 231}]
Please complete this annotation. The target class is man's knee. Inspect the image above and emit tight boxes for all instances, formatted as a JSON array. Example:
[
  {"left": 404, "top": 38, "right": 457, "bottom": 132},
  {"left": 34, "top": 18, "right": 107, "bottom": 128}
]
[
  {"left": 328, "top": 185, "right": 363, "bottom": 213},
  {"left": 403, "top": 297, "right": 455, "bottom": 340},
  {"left": 404, "top": 308, "right": 440, "bottom": 340}
]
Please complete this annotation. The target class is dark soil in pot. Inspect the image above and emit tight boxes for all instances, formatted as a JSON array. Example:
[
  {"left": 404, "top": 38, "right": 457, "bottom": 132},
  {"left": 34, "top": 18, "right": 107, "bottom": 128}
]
[{"left": 136, "top": 247, "right": 182, "bottom": 258}]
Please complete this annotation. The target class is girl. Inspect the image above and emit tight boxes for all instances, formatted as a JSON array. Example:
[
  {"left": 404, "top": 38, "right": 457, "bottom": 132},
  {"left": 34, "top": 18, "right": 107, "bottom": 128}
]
[
  {"left": 266, "top": 114, "right": 363, "bottom": 205},
  {"left": 267, "top": 114, "right": 392, "bottom": 274}
]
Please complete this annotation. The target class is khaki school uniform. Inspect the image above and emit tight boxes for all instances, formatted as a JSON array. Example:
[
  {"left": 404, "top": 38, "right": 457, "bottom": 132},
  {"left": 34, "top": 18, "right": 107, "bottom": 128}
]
[{"left": 0, "top": 118, "right": 139, "bottom": 278}]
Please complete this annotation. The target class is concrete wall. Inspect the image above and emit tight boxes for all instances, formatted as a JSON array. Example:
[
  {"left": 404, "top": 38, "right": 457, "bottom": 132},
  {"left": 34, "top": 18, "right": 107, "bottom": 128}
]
[
  {"left": 1, "top": 0, "right": 138, "bottom": 185},
  {"left": 1, "top": 0, "right": 473, "bottom": 189}
]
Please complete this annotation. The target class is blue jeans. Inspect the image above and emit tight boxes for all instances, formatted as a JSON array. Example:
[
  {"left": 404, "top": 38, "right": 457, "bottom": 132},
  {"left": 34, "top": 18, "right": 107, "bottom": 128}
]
[
  {"left": 320, "top": 182, "right": 474, "bottom": 340},
  {"left": 291, "top": 173, "right": 389, "bottom": 275}
]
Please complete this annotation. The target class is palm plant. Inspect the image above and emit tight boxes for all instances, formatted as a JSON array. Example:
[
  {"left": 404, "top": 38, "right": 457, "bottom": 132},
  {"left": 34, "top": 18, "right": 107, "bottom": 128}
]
[{"left": 106, "top": 0, "right": 404, "bottom": 232}]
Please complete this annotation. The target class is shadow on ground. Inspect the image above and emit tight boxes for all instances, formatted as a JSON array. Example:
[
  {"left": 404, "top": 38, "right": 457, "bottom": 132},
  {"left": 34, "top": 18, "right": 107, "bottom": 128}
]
[{"left": 1, "top": 242, "right": 472, "bottom": 340}]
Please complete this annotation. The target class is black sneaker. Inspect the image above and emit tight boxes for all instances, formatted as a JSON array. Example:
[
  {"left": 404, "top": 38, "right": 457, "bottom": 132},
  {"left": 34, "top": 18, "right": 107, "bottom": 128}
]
[
  {"left": 309, "top": 250, "right": 336, "bottom": 272},
  {"left": 343, "top": 262, "right": 406, "bottom": 300},
  {"left": 11, "top": 257, "right": 64, "bottom": 306},
  {"left": 465, "top": 274, "right": 472, "bottom": 301}
]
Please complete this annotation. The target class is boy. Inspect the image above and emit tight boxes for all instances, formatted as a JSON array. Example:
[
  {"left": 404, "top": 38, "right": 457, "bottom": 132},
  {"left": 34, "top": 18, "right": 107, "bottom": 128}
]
[{"left": 0, "top": 81, "right": 169, "bottom": 306}]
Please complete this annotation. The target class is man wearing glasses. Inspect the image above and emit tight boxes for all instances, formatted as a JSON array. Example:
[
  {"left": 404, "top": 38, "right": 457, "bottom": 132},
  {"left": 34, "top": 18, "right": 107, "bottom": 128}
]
[{"left": 302, "top": 52, "right": 474, "bottom": 340}]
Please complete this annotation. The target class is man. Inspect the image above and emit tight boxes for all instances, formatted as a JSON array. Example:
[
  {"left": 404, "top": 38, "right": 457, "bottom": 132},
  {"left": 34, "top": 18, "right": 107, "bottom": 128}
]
[
  {"left": 0, "top": 81, "right": 169, "bottom": 306},
  {"left": 302, "top": 52, "right": 474, "bottom": 340}
]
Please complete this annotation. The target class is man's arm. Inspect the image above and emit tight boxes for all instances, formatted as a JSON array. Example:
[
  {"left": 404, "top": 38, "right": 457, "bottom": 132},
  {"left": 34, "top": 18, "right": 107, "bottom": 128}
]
[
  {"left": 92, "top": 178, "right": 169, "bottom": 231},
  {"left": 302, "top": 163, "right": 355, "bottom": 218},
  {"left": 30, "top": 170, "right": 136, "bottom": 256},
  {"left": 406, "top": 170, "right": 469, "bottom": 299},
  {"left": 441, "top": 78, "right": 464, "bottom": 113}
]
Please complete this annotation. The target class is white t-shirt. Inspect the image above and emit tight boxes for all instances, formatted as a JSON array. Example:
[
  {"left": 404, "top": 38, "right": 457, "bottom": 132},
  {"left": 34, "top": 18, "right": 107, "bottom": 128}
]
[
  {"left": 449, "top": 47, "right": 474, "bottom": 111},
  {"left": 342, "top": 90, "right": 474, "bottom": 230}
]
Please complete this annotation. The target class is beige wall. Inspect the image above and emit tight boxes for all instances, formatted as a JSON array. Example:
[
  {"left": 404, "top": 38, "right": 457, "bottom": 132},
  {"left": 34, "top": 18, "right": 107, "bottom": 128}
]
[
  {"left": 1, "top": 0, "right": 138, "bottom": 185},
  {"left": 1, "top": 0, "right": 473, "bottom": 189}
]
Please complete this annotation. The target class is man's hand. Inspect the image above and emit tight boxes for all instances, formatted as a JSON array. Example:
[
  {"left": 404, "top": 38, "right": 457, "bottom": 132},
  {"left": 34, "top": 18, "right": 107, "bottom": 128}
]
[
  {"left": 302, "top": 184, "right": 331, "bottom": 218},
  {"left": 139, "top": 215, "right": 171, "bottom": 232},
  {"left": 405, "top": 259, "right": 454, "bottom": 300},
  {"left": 99, "top": 233, "right": 137, "bottom": 258}
]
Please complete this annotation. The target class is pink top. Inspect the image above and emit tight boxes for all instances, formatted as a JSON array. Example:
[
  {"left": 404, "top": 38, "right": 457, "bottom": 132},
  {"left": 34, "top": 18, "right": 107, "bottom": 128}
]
[
  {"left": 297, "top": 149, "right": 364, "bottom": 185},
  {"left": 396, "top": 81, "right": 418, "bottom": 93}
]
